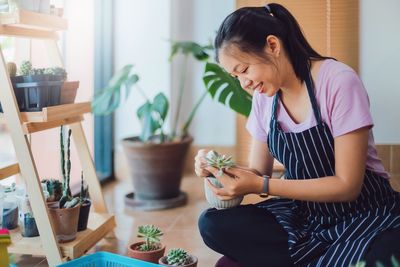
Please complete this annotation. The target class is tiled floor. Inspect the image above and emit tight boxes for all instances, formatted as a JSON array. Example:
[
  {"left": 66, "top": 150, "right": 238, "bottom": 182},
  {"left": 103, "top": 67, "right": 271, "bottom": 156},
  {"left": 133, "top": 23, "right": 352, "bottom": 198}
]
[{"left": 13, "top": 174, "right": 230, "bottom": 267}]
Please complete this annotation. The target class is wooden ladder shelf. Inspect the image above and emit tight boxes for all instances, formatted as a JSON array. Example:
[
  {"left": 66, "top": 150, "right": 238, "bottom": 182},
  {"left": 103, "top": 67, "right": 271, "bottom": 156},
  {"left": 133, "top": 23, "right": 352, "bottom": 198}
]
[{"left": 0, "top": 10, "right": 115, "bottom": 266}]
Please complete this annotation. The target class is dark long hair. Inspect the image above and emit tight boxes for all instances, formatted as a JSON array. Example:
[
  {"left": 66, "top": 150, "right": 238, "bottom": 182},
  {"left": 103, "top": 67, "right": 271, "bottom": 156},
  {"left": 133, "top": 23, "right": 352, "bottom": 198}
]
[{"left": 215, "top": 3, "right": 332, "bottom": 83}]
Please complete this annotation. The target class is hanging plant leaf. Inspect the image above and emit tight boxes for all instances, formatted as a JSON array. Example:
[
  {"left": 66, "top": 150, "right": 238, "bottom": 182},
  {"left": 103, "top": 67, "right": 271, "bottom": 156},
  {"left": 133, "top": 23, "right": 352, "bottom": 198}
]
[{"left": 203, "top": 62, "right": 252, "bottom": 117}]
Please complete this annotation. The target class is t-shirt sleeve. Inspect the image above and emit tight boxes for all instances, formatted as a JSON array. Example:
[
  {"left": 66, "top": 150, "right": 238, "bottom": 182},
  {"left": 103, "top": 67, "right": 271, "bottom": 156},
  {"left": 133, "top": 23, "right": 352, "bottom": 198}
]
[
  {"left": 246, "top": 91, "right": 269, "bottom": 143},
  {"left": 329, "top": 70, "right": 374, "bottom": 137}
]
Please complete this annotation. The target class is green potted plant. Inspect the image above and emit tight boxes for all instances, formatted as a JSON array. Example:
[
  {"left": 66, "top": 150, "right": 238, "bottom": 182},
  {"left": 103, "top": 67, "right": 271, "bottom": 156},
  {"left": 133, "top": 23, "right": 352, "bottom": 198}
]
[
  {"left": 127, "top": 224, "right": 165, "bottom": 264},
  {"left": 41, "top": 179, "right": 63, "bottom": 203},
  {"left": 47, "top": 126, "right": 81, "bottom": 243},
  {"left": 92, "top": 41, "right": 212, "bottom": 210},
  {"left": 159, "top": 248, "right": 198, "bottom": 267},
  {"left": 77, "top": 172, "right": 91, "bottom": 231},
  {"left": 204, "top": 150, "right": 243, "bottom": 209}
]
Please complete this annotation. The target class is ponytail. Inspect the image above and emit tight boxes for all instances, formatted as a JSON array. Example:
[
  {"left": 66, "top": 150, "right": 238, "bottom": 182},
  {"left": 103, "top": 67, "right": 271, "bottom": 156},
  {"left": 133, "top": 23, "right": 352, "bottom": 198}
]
[{"left": 215, "top": 3, "right": 332, "bottom": 83}]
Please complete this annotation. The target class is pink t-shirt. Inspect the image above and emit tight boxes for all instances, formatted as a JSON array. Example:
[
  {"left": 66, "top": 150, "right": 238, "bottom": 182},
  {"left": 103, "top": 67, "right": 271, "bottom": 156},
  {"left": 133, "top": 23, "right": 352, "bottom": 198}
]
[{"left": 246, "top": 59, "right": 389, "bottom": 179}]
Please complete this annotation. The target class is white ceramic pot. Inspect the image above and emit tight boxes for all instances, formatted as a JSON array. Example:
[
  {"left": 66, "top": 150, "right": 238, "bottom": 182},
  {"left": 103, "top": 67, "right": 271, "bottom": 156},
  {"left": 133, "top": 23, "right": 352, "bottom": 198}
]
[{"left": 204, "top": 177, "right": 243, "bottom": 209}]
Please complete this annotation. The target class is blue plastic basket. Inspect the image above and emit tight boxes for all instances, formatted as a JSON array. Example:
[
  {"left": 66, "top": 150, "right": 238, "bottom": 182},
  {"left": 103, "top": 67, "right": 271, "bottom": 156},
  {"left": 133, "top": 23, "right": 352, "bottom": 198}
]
[{"left": 56, "top": 252, "right": 161, "bottom": 267}]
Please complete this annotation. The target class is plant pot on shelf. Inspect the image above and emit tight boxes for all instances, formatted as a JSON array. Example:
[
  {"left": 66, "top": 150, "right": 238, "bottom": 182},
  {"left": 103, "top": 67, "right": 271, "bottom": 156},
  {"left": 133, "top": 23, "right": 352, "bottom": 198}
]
[
  {"left": 159, "top": 255, "right": 198, "bottom": 267},
  {"left": 127, "top": 241, "right": 165, "bottom": 264},
  {"left": 122, "top": 135, "right": 192, "bottom": 210},
  {"left": 204, "top": 177, "right": 243, "bottom": 209},
  {"left": 2, "top": 202, "right": 18, "bottom": 230},
  {"left": 60, "top": 81, "right": 79, "bottom": 105},
  {"left": 77, "top": 199, "right": 91, "bottom": 231},
  {"left": 20, "top": 215, "right": 39, "bottom": 237},
  {"left": 47, "top": 202, "right": 80, "bottom": 243}
]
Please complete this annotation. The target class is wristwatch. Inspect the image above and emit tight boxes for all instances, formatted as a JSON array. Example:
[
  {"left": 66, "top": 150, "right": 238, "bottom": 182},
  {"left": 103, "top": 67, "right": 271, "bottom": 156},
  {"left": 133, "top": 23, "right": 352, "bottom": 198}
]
[{"left": 259, "top": 175, "right": 269, "bottom": 198}]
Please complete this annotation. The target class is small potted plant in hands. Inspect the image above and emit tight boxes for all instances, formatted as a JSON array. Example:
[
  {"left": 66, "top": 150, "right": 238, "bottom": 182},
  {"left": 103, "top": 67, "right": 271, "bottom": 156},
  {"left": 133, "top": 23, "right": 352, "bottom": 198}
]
[
  {"left": 204, "top": 150, "right": 243, "bottom": 209},
  {"left": 47, "top": 126, "right": 81, "bottom": 242},
  {"left": 159, "top": 248, "right": 198, "bottom": 267},
  {"left": 127, "top": 224, "right": 165, "bottom": 263}
]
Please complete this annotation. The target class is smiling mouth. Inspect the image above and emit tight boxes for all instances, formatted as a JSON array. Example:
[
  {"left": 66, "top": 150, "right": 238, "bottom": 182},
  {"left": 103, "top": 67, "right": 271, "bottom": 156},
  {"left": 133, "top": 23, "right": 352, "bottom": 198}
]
[{"left": 253, "top": 82, "right": 264, "bottom": 93}]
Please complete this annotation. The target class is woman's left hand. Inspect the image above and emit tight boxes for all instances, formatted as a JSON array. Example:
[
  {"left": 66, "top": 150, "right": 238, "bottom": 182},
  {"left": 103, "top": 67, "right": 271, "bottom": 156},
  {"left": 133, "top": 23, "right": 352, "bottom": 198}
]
[{"left": 205, "top": 166, "right": 263, "bottom": 200}]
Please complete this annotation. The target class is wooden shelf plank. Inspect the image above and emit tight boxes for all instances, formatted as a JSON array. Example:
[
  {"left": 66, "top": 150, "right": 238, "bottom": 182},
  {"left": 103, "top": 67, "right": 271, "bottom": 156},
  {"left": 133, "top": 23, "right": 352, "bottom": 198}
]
[
  {"left": 0, "top": 163, "right": 20, "bottom": 180},
  {"left": 22, "top": 116, "right": 83, "bottom": 134},
  {"left": 0, "top": 102, "right": 91, "bottom": 123},
  {"left": 0, "top": 9, "right": 67, "bottom": 31},
  {"left": 8, "top": 212, "right": 116, "bottom": 259}
]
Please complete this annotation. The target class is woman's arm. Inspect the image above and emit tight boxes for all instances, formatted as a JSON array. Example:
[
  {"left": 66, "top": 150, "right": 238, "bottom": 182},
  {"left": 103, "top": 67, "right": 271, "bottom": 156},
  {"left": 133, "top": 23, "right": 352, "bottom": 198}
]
[
  {"left": 236, "top": 138, "right": 274, "bottom": 176},
  {"left": 206, "top": 127, "right": 369, "bottom": 203}
]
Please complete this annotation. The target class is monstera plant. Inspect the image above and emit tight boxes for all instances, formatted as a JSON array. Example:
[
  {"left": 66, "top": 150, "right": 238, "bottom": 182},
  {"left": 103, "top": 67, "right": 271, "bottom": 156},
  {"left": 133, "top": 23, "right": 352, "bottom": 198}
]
[{"left": 92, "top": 41, "right": 212, "bottom": 210}]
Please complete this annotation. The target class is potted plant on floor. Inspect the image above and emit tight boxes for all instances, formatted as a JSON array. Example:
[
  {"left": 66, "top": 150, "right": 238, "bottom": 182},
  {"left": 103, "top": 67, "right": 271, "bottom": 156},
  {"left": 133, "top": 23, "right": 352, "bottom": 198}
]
[
  {"left": 204, "top": 150, "right": 243, "bottom": 209},
  {"left": 77, "top": 172, "right": 91, "bottom": 231},
  {"left": 128, "top": 224, "right": 165, "bottom": 264},
  {"left": 92, "top": 41, "right": 212, "bottom": 210},
  {"left": 47, "top": 126, "right": 81, "bottom": 243},
  {"left": 159, "top": 248, "right": 198, "bottom": 267}
]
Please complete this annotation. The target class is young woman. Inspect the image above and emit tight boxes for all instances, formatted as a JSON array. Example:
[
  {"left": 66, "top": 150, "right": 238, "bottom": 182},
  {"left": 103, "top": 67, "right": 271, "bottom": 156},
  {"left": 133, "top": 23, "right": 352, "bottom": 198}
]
[{"left": 195, "top": 3, "right": 400, "bottom": 267}]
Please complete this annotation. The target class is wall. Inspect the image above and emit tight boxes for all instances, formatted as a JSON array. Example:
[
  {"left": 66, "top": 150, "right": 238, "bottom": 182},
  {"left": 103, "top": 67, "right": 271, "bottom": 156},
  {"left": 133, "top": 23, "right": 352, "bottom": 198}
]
[
  {"left": 360, "top": 0, "right": 400, "bottom": 144},
  {"left": 113, "top": 0, "right": 171, "bottom": 150}
]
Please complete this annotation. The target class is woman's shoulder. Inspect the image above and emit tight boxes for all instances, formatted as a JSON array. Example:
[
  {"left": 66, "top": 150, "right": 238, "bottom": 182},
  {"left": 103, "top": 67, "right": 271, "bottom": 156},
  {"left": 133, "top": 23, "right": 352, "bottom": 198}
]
[{"left": 319, "top": 59, "right": 357, "bottom": 79}]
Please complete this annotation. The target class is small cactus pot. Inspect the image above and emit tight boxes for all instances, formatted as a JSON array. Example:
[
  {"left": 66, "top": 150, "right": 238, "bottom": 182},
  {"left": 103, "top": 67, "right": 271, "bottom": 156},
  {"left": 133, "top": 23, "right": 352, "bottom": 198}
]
[
  {"left": 204, "top": 177, "right": 243, "bottom": 209},
  {"left": 159, "top": 254, "right": 198, "bottom": 267}
]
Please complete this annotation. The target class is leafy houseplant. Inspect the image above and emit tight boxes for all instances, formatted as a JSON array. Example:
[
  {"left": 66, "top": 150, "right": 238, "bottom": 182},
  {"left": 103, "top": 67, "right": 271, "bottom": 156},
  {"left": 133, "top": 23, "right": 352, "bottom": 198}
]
[
  {"left": 159, "top": 248, "right": 198, "bottom": 267},
  {"left": 47, "top": 126, "right": 81, "bottom": 243},
  {"left": 204, "top": 150, "right": 243, "bottom": 209},
  {"left": 128, "top": 225, "right": 165, "bottom": 264},
  {"left": 92, "top": 41, "right": 213, "bottom": 209}
]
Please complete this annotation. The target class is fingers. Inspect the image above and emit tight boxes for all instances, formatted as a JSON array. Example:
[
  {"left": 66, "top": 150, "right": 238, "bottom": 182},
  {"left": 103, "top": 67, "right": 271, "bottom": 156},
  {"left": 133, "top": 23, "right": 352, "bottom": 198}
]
[
  {"left": 205, "top": 178, "right": 235, "bottom": 200},
  {"left": 194, "top": 149, "right": 210, "bottom": 177}
]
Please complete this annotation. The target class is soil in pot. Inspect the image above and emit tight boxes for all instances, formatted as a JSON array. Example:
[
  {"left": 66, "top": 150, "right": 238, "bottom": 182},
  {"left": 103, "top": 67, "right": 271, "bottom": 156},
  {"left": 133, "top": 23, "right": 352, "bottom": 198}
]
[
  {"left": 77, "top": 200, "right": 91, "bottom": 231},
  {"left": 127, "top": 241, "right": 165, "bottom": 264},
  {"left": 159, "top": 255, "right": 198, "bottom": 267},
  {"left": 48, "top": 203, "right": 80, "bottom": 243}
]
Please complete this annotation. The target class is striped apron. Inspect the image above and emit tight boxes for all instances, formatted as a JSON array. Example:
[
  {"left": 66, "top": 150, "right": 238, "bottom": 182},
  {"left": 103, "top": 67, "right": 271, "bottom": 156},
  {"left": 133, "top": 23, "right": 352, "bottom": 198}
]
[{"left": 259, "top": 71, "right": 400, "bottom": 266}]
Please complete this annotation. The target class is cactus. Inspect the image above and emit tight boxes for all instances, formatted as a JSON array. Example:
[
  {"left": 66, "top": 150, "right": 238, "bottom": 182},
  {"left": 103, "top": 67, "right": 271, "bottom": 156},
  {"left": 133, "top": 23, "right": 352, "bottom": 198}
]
[
  {"left": 63, "top": 197, "right": 80, "bottom": 208},
  {"left": 79, "top": 171, "right": 89, "bottom": 204},
  {"left": 137, "top": 225, "right": 163, "bottom": 251},
  {"left": 19, "top": 60, "right": 32, "bottom": 76},
  {"left": 6, "top": 62, "right": 17, "bottom": 77},
  {"left": 166, "top": 248, "right": 192, "bottom": 266},
  {"left": 41, "top": 179, "right": 63, "bottom": 202},
  {"left": 205, "top": 150, "right": 235, "bottom": 176},
  {"left": 59, "top": 126, "right": 74, "bottom": 209}
]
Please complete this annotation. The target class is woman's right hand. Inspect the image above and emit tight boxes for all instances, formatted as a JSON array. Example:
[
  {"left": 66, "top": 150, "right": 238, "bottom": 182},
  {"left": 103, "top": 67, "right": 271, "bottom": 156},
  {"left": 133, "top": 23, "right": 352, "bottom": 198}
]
[{"left": 194, "top": 149, "right": 212, "bottom": 178}]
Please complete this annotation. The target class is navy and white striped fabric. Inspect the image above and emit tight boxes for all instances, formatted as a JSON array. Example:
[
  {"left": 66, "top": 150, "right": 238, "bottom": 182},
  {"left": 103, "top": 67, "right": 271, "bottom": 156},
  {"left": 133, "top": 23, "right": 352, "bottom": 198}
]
[{"left": 260, "top": 71, "right": 400, "bottom": 266}]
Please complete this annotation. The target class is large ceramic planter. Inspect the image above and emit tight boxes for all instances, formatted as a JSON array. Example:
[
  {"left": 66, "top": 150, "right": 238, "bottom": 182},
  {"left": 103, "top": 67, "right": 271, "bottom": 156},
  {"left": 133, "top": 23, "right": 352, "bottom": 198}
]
[
  {"left": 122, "top": 135, "right": 193, "bottom": 200},
  {"left": 204, "top": 177, "right": 243, "bottom": 209},
  {"left": 48, "top": 203, "right": 80, "bottom": 243},
  {"left": 127, "top": 241, "right": 165, "bottom": 264},
  {"left": 159, "top": 255, "right": 198, "bottom": 267},
  {"left": 77, "top": 200, "right": 91, "bottom": 231}
]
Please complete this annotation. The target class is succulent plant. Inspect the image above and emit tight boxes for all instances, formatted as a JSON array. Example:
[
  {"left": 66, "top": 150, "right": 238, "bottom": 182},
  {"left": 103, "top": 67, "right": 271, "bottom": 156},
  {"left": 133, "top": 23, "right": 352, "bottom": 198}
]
[
  {"left": 41, "top": 179, "right": 63, "bottom": 202},
  {"left": 166, "top": 248, "right": 192, "bottom": 266},
  {"left": 205, "top": 150, "right": 235, "bottom": 176},
  {"left": 137, "top": 224, "right": 163, "bottom": 251},
  {"left": 44, "top": 67, "right": 67, "bottom": 80},
  {"left": 6, "top": 62, "right": 17, "bottom": 77},
  {"left": 19, "top": 60, "right": 32, "bottom": 76},
  {"left": 30, "top": 68, "right": 46, "bottom": 75}
]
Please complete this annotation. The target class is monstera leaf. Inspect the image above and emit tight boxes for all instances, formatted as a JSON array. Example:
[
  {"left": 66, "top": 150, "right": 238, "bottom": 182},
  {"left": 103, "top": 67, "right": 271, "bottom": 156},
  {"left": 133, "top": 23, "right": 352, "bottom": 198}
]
[
  {"left": 203, "top": 62, "right": 252, "bottom": 117},
  {"left": 92, "top": 64, "right": 139, "bottom": 115},
  {"left": 169, "top": 41, "right": 213, "bottom": 61}
]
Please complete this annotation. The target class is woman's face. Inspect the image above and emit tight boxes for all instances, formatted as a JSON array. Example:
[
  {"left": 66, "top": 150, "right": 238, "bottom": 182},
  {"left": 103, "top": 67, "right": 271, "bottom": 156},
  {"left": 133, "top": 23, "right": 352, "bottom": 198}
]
[{"left": 218, "top": 45, "right": 281, "bottom": 97}]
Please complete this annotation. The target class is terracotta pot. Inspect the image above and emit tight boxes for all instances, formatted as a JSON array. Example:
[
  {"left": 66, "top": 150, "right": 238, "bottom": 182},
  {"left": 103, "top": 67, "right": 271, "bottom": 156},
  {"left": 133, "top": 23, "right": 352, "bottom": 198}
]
[
  {"left": 127, "top": 241, "right": 165, "bottom": 264},
  {"left": 159, "top": 255, "right": 198, "bottom": 267},
  {"left": 204, "top": 177, "right": 243, "bottom": 209},
  {"left": 77, "top": 200, "right": 91, "bottom": 231},
  {"left": 122, "top": 135, "right": 193, "bottom": 200},
  {"left": 48, "top": 202, "right": 80, "bottom": 243}
]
